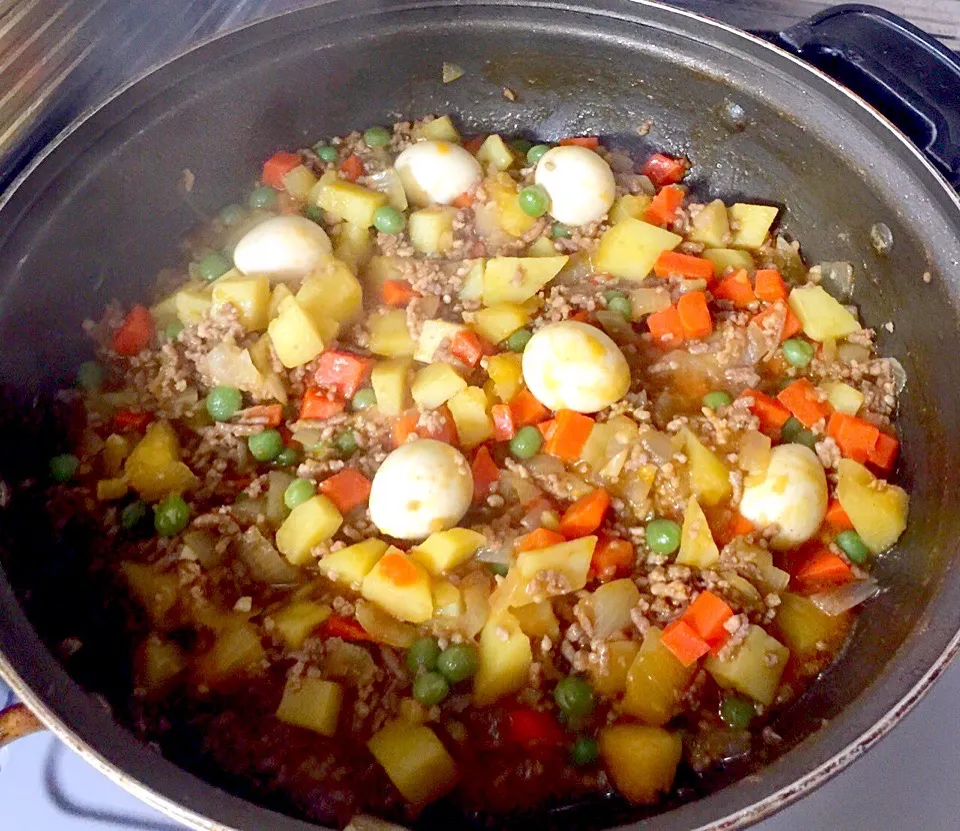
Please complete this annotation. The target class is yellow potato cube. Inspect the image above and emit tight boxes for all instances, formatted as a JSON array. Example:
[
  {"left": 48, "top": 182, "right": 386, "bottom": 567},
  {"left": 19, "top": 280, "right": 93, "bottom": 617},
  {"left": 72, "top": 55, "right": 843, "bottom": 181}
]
[
  {"left": 701, "top": 248, "right": 755, "bottom": 276},
  {"left": 268, "top": 283, "right": 294, "bottom": 320},
  {"left": 363, "top": 255, "right": 406, "bottom": 295},
  {"left": 276, "top": 495, "right": 343, "bottom": 565},
  {"left": 409, "top": 206, "right": 458, "bottom": 254},
  {"left": 728, "top": 203, "right": 779, "bottom": 249},
  {"left": 149, "top": 291, "right": 180, "bottom": 329},
  {"left": 367, "top": 720, "right": 459, "bottom": 807},
  {"left": 705, "top": 624, "right": 789, "bottom": 706},
  {"left": 317, "top": 538, "right": 388, "bottom": 587},
  {"left": 485, "top": 173, "right": 537, "bottom": 237},
  {"left": 485, "top": 353, "right": 524, "bottom": 402},
  {"left": 296, "top": 259, "right": 363, "bottom": 324},
  {"left": 121, "top": 563, "right": 179, "bottom": 628},
  {"left": 593, "top": 218, "right": 682, "bottom": 280},
  {"left": 361, "top": 548, "right": 434, "bottom": 623},
  {"left": 281, "top": 164, "right": 319, "bottom": 201},
  {"left": 609, "top": 193, "right": 653, "bottom": 224},
  {"left": 496, "top": 536, "right": 596, "bottom": 608},
  {"left": 193, "top": 621, "right": 265, "bottom": 687},
  {"left": 472, "top": 303, "right": 531, "bottom": 344},
  {"left": 268, "top": 297, "right": 336, "bottom": 368},
  {"left": 317, "top": 180, "right": 388, "bottom": 227},
  {"left": 101, "top": 433, "right": 131, "bottom": 477},
  {"left": 458, "top": 258, "right": 486, "bottom": 301},
  {"left": 512, "top": 600, "right": 560, "bottom": 642},
  {"left": 269, "top": 601, "right": 332, "bottom": 649},
  {"left": 599, "top": 724, "right": 682, "bottom": 805},
  {"left": 676, "top": 496, "right": 720, "bottom": 568},
  {"left": 411, "top": 363, "right": 467, "bottom": 410},
  {"left": 415, "top": 319, "right": 468, "bottom": 363},
  {"left": 368, "top": 309, "right": 416, "bottom": 357},
  {"left": 473, "top": 611, "right": 532, "bottom": 706},
  {"left": 589, "top": 639, "right": 640, "bottom": 696},
  {"left": 820, "top": 380, "right": 864, "bottom": 415},
  {"left": 682, "top": 429, "right": 732, "bottom": 506},
  {"left": 211, "top": 275, "right": 271, "bottom": 331},
  {"left": 836, "top": 458, "right": 908, "bottom": 553},
  {"left": 412, "top": 528, "right": 486, "bottom": 575},
  {"left": 788, "top": 284, "right": 862, "bottom": 342},
  {"left": 774, "top": 592, "right": 849, "bottom": 664},
  {"left": 135, "top": 635, "right": 186, "bottom": 696},
  {"left": 124, "top": 421, "right": 198, "bottom": 502},
  {"left": 414, "top": 115, "right": 461, "bottom": 143},
  {"left": 482, "top": 256, "right": 568, "bottom": 304},
  {"left": 623, "top": 627, "right": 695, "bottom": 725},
  {"left": 333, "top": 221, "right": 374, "bottom": 273},
  {"left": 476, "top": 134, "right": 516, "bottom": 171},
  {"left": 687, "top": 199, "right": 730, "bottom": 247},
  {"left": 432, "top": 580, "right": 464, "bottom": 617},
  {"left": 370, "top": 357, "right": 411, "bottom": 416},
  {"left": 447, "top": 386, "right": 494, "bottom": 449},
  {"left": 526, "top": 236, "right": 558, "bottom": 258},
  {"left": 175, "top": 283, "right": 213, "bottom": 325},
  {"left": 96, "top": 477, "right": 128, "bottom": 501},
  {"left": 276, "top": 677, "right": 343, "bottom": 737}
]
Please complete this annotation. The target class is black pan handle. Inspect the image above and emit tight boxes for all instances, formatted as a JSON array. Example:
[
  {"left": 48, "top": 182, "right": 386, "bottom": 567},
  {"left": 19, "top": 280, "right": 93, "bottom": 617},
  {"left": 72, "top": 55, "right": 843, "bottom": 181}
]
[{"left": 777, "top": 4, "right": 960, "bottom": 188}]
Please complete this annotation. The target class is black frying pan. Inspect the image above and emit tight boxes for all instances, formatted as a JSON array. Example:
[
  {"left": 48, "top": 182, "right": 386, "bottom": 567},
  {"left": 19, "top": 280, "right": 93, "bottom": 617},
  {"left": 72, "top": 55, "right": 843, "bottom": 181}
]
[{"left": 2, "top": 2, "right": 960, "bottom": 829}]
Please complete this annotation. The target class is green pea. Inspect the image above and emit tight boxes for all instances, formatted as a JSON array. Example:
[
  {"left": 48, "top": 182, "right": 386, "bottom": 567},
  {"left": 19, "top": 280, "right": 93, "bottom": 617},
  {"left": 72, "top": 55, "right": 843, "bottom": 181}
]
[
  {"left": 703, "top": 390, "right": 733, "bottom": 411},
  {"left": 526, "top": 144, "right": 551, "bottom": 165},
  {"left": 646, "top": 517, "right": 681, "bottom": 555},
  {"left": 351, "top": 387, "right": 377, "bottom": 411},
  {"left": 791, "top": 429, "right": 818, "bottom": 451},
  {"left": 164, "top": 321, "right": 185, "bottom": 340},
  {"left": 248, "top": 186, "right": 277, "bottom": 210},
  {"left": 406, "top": 636, "right": 441, "bottom": 675},
  {"left": 196, "top": 252, "right": 231, "bottom": 283},
  {"left": 604, "top": 291, "right": 632, "bottom": 320},
  {"left": 554, "top": 675, "right": 595, "bottom": 721},
  {"left": 570, "top": 735, "right": 599, "bottom": 766},
  {"left": 373, "top": 205, "right": 406, "bottom": 235},
  {"left": 205, "top": 386, "right": 242, "bottom": 422},
  {"left": 487, "top": 561, "right": 509, "bottom": 577},
  {"left": 782, "top": 338, "right": 816, "bottom": 368},
  {"left": 120, "top": 500, "right": 147, "bottom": 530},
  {"left": 219, "top": 203, "right": 245, "bottom": 226},
  {"left": 363, "top": 126, "right": 392, "bottom": 147},
  {"left": 335, "top": 430, "right": 359, "bottom": 457},
  {"left": 153, "top": 494, "right": 190, "bottom": 536},
  {"left": 248, "top": 428, "right": 284, "bottom": 462},
  {"left": 780, "top": 416, "right": 803, "bottom": 443},
  {"left": 505, "top": 328, "right": 533, "bottom": 353},
  {"left": 836, "top": 530, "right": 870, "bottom": 564},
  {"left": 284, "top": 478, "right": 316, "bottom": 510},
  {"left": 413, "top": 671, "right": 449, "bottom": 705},
  {"left": 314, "top": 144, "right": 339, "bottom": 163},
  {"left": 719, "top": 695, "right": 755, "bottom": 729},
  {"left": 551, "top": 222, "right": 570, "bottom": 239},
  {"left": 77, "top": 361, "right": 103, "bottom": 391},
  {"left": 511, "top": 138, "right": 534, "bottom": 155},
  {"left": 509, "top": 425, "right": 543, "bottom": 459},
  {"left": 305, "top": 204, "right": 324, "bottom": 223},
  {"left": 49, "top": 454, "right": 79, "bottom": 482},
  {"left": 518, "top": 185, "right": 549, "bottom": 217},
  {"left": 436, "top": 643, "right": 479, "bottom": 683}
]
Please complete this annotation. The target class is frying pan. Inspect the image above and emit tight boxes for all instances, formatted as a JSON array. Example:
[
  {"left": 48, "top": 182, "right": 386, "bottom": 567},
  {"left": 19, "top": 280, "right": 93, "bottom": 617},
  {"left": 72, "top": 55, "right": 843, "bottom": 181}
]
[{"left": 1, "top": 1, "right": 960, "bottom": 828}]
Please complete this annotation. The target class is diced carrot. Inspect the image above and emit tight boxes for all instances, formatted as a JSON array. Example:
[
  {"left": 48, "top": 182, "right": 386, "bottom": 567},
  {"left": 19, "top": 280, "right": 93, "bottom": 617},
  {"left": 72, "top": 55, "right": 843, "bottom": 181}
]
[
  {"left": 319, "top": 467, "right": 372, "bottom": 514},
  {"left": 660, "top": 619, "right": 710, "bottom": 667},
  {"left": 321, "top": 615, "right": 377, "bottom": 642},
  {"left": 471, "top": 445, "right": 500, "bottom": 501},
  {"left": 559, "top": 136, "right": 600, "bottom": 149},
  {"left": 314, "top": 350, "right": 374, "bottom": 398},
  {"left": 559, "top": 488, "right": 610, "bottom": 539},
  {"left": 506, "top": 708, "right": 565, "bottom": 748},
  {"left": 677, "top": 291, "right": 713, "bottom": 339},
  {"left": 450, "top": 329, "right": 494, "bottom": 367},
  {"left": 641, "top": 153, "right": 688, "bottom": 188},
  {"left": 113, "top": 305, "right": 154, "bottom": 356},
  {"left": 591, "top": 536, "right": 634, "bottom": 581},
  {"left": 716, "top": 512, "right": 755, "bottom": 546},
  {"left": 378, "top": 551, "right": 420, "bottom": 586},
  {"left": 568, "top": 309, "right": 592, "bottom": 323},
  {"left": 681, "top": 590, "right": 734, "bottom": 647},
  {"left": 492, "top": 403, "right": 516, "bottom": 441},
  {"left": 340, "top": 153, "right": 364, "bottom": 182},
  {"left": 825, "top": 499, "right": 854, "bottom": 531},
  {"left": 517, "top": 527, "right": 567, "bottom": 552},
  {"left": 421, "top": 404, "right": 459, "bottom": 445},
  {"left": 543, "top": 409, "right": 595, "bottom": 461},
  {"left": 868, "top": 432, "right": 899, "bottom": 473},
  {"left": 241, "top": 404, "right": 284, "bottom": 427},
  {"left": 794, "top": 550, "right": 855, "bottom": 590},
  {"left": 261, "top": 151, "right": 302, "bottom": 189},
  {"left": 112, "top": 409, "right": 153, "bottom": 432},
  {"left": 754, "top": 268, "right": 788, "bottom": 303},
  {"left": 646, "top": 304, "right": 685, "bottom": 345},
  {"left": 537, "top": 419, "right": 557, "bottom": 441},
  {"left": 777, "top": 378, "right": 831, "bottom": 428},
  {"left": 738, "top": 388, "right": 791, "bottom": 434},
  {"left": 645, "top": 184, "right": 684, "bottom": 226},
  {"left": 654, "top": 251, "right": 716, "bottom": 282},
  {"left": 393, "top": 411, "right": 420, "bottom": 446},
  {"left": 752, "top": 301, "right": 802, "bottom": 343},
  {"left": 381, "top": 280, "right": 419, "bottom": 306},
  {"left": 712, "top": 269, "right": 757, "bottom": 308},
  {"left": 827, "top": 412, "right": 881, "bottom": 464},
  {"left": 299, "top": 388, "right": 346, "bottom": 421},
  {"left": 509, "top": 388, "right": 550, "bottom": 427},
  {"left": 462, "top": 135, "right": 487, "bottom": 155},
  {"left": 452, "top": 191, "right": 475, "bottom": 209}
]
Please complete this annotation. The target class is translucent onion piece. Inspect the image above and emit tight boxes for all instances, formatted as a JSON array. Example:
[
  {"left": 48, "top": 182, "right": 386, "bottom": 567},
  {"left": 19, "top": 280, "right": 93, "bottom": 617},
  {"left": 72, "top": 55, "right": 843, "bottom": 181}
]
[
  {"left": 810, "top": 578, "right": 879, "bottom": 616},
  {"left": 442, "top": 62, "right": 465, "bottom": 84},
  {"left": 237, "top": 527, "right": 299, "bottom": 584},
  {"left": 182, "top": 529, "right": 225, "bottom": 569},
  {"left": 640, "top": 428, "right": 675, "bottom": 465},
  {"left": 585, "top": 578, "right": 640, "bottom": 639},
  {"left": 870, "top": 222, "right": 894, "bottom": 256},
  {"left": 838, "top": 342, "right": 871, "bottom": 365},
  {"left": 365, "top": 167, "right": 408, "bottom": 211},
  {"left": 675, "top": 278, "right": 708, "bottom": 295},
  {"left": 887, "top": 357, "right": 907, "bottom": 394},
  {"left": 595, "top": 309, "right": 638, "bottom": 345},
  {"left": 630, "top": 286, "right": 671, "bottom": 318},
  {"left": 738, "top": 430, "right": 772, "bottom": 476},
  {"left": 202, "top": 343, "right": 264, "bottom": 395},
  {"left": 355, "top": 600, "right": 416, "bottom": 648},
  {"left": 816, "top": 261, "right": 855, "bottom": 302},
  {"left": 459, "top": 571, "right": 492, "bottom": 638}
]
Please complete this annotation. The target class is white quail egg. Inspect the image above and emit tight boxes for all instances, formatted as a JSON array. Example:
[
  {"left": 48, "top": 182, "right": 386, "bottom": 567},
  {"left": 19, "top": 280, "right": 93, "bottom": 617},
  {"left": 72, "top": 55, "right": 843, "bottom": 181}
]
[
  {"left": 394, "top": 140, "right": 483, "bottom": 207},
  {"left": 534, "top": 145, "right": 616, "bottom": 226},
  {"left": 233, "top": 215, "right": 331, "bottom": 281}
]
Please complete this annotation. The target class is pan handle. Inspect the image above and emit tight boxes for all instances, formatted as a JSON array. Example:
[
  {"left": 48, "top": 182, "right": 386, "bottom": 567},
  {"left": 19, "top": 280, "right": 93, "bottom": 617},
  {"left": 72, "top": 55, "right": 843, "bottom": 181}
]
[{"left": 777, "top": 4, "right": 960, "bottom": 188}]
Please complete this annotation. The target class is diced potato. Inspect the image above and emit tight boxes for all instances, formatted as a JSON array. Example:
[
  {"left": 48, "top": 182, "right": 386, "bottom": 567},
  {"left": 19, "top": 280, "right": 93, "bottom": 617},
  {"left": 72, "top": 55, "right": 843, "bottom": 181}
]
[
  {"left": 497, "top": 536, "right": 596, "bottom": 607},
  {"left": 368, "top": 309, "right": 416, "bottom": 357},
  {"left": 135, "top": 635, "right": 186, "bottom": 696},
  {"left": 96, "top": 477, "right": 128, "bottom": 501},
  {"left": 473, "top": 611, "right": 532, "bottom": 705},
  {"left": 149, "top": 292, "right": 180, "bottom": 329},
  {"left": 367, "top": 720, "right": 458, "bottom": 807},
  {"left": 247, "top": 335, "right": 288, "bottom": 404},
  {"left": 268, "top": 297, "right": 337, "bottom": 368},
  {"left": 476, "top": 134, "right": 516, "bottom": 171},
  {"left": 593, "top": 218, "right": 682, "bottom": 280},
  {"left": 774, "top": 592, "right": 849, "bottom": 663},
  {"left": 485, "top": 353, "right": 524, "bottom": 402},
  {"left": 701, "top": 248, "right": 755, "bottom": 275},
  {"left": 579, "top": 415, "right": 639, "bottom": 479},
  {"left": 363, "top": 254, "right": 406, "bottom": 295},
  {"left": 175, "top": 283, "right": 213, "bottom": 325},
  {"left": 819, "top": 380, "right": 864, "bottom": 415},
  {"left": 415, "top": 319, "right": 468, "bottom": 363},
  {"left": 589, "top": 639, "right": 640, "bottom": 696},
  {"left": 676, "top": 496, "right": 720, "bottom": 568},
  {"left": 270, "top": 601, "right": 332, "bottom": 649},
  {"left": 432, "top": 580, "right": 464, "bottom": 617},
  {"left": 458, "top": 258, "right": 486, "bottom": 301},
  {"left": 333, "top": 221, "right": 374, "bottom": 272},
  {"left": 211, "top": 275, "right": 271, "bottom": 331},
  {"left": 281, "top": 164, "right": 319, "bottom": 201},
  {"left": 472, "top": 303, "right": 530, "bottom": 343},
  {"left": 306, "top": 169, "right": 338, "bottom": 205},
  {"left": 355, "top": 599, "right": 418, "bottom": 648},
  {"left": 682, "top": 428, "right": 732, "bottom": 506},
  {"left": 121, "top": 563, "right": 179, "bottom": 628},
  {"left": 526, "top": 236, "right": 558, "bottom": 258},
  {"left": 485, "top": 173, "right": 537, "bottom": 237},
  {"left": 512, "top": 599, "right": 560, "bottom": 641},
  {"left": 193, "top": 621, "right": 266, "bottom": 687},
  {"left": 361, "top": 548, "right": 434, "bottom": 623},
  {"left": 124, "top": 421, "right": 198, "bottom": 502},
  {"left": 728, "top": 203, "right": 780, "bottom": 249},
  {"left": 412, "top": 528, "right": 486, "bottom": 575},
  {"left": 599, "top": 724, "right": 682, "bottom": 805},
  {"left": 788, "top": 284, "right": 861, "bottom": 341},
  {"left": 836, "top": 458, "right": 908, "bottom": 553},
  {"left": 268, "top": 283, "right": 294, "bottom": 320},
  {"left": 296, "top": 259, "right": 363, "bottom": 324},
  {"left": 317, "top": 180, "right": 388, "bottom": 227},
  {"left": 318, "top": 538, "right": 388, "bottom": 587},
  {"left": 738, "top": 544, "right": 790, "bottom": 593},
  {"left": 276, "top": 495, "right": 343, "bottom": 565},
  {"left": 411, "top": 363, "right": 467, "bottom": 409},
  {"left": 415, "top": 115, "right": 461, "bottom": 143},
  {"left": 102, "top": 433, "right": 131, "bottom": 477},
  {"left": 409, "top": 206, "right": 457, "bottom": 255},
  {"left": 622, "top": 627, "right": 695, "bottom": 725},
  {"left": 276, "top": 677, "right": 343, "bottom": 736},
  {"left": 371, "top": 358, "right": 411, "bottom": 416},
  {"left": 685, "top": 199, "right": 729, "bottom": 247},
  {"left": 609, "top": 193, "right": 652, "bottom": 224},
  {"left": 482, "top": 256, "right": 569, "bottom": 304},
  {"left": 705, "top": 625, "right": 789, "bottom": 706},
  {"left": 447, "top": 386, "right": 494, "bottom": 449},
  {"left": 263, "top": 470, "right": 293, "bottom": 526}
]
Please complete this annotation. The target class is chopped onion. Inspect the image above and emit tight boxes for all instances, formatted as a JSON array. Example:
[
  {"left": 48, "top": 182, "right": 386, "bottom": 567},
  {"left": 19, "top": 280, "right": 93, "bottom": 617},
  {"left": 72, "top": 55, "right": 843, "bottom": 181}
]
[
  {"left": 441, "top": 62, "right": 464, "bottom": 84},
  {"left": 738, "top": 430, "right": 771, "bottom": 476},
  {"left": 838, "top": 342, "right": 871, "bottom": 365},
  {"left": 459, "top": 572, "right": 492, "bottom": 638},
  {"left": 366, "top": 167, "right": 408, "bottom": 210},
  {"left": 355, "top": 599, "right": 416, "bottom": 647},
  {"left": 820, "top": 337, "right": 838, "bottom": 365},
  {"left": 585, "top": 578, "right": 640, "bottom": 639},
  {"left": 619, "top": 473, "right": 654, "bottom": 518},
  {"left": 675, "top": 277, "right": 708, "bottom": 295},
  {"left": 202, "top": 343, "right": 264, "bottom": 395},
  {"left": 477, "top": 544, "right": 514, "bottom": 566},
  {"left": 887, "top": 357, "right": 907, "bottom": 394},
  {"left": 870, "top": 222, "right": 894, "bottom": 256},
  {"left": 520, "top": 498, "right": 554, "bottom": 531},
  {"left": 810, "top": 578, "right": 879, "bottom": 616},
  {"left": 182, "top": 529, "right": 225, "bottom": 569},
  {"left": 595, "top": 309, "right": 638, "bottom": 344},
  {"left": 237, "top": 527, "right": 299, "bottom": 584},
  {"left": 774, "top": 236, "right": 807, "bottom": 283},
  {"left": 640, "top": 428, "right": 675, "bottom": 465},
  {"left": 816, "top": 261, "right": 855, "bottom": 302},
  {"left": 499, "top": 469, "right": 542, "bottom": 506},
  {"left": 230, "top": 495, "right": 267, "bottom": 523},
  {"left": 723, "top": 573, "right": 763, "bottom": 605},
  {"left": 630, "top": 286, "right": 671, "bottom": 317}
]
